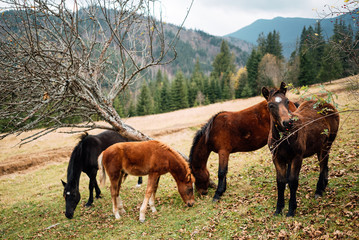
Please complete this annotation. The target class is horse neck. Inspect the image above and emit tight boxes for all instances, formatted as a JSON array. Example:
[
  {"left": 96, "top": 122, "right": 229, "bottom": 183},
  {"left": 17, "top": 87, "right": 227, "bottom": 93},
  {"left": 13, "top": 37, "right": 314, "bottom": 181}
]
[
  {"left": 189, "top": 131, "right": 210, "bottom": 169},
  {"left": 67, "top": 148, "right": 83, "bottom": 188},
  {"left": 168, "top": 154, "right": 189, "bottom": 183}
]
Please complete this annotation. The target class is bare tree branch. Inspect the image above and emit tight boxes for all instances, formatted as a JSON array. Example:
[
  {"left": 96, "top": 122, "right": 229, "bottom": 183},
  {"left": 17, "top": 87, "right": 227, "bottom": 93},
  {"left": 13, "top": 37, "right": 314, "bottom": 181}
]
[{"left": 0, "top": 0, "right": 194, "bottom": 144}]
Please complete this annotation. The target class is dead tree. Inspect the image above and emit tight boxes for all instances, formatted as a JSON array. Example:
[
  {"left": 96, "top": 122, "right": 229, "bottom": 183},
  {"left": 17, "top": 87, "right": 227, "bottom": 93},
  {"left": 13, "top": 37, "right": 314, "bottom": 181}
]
[{"left": 0, "top": 0, "right": 192, "bottom": 144}]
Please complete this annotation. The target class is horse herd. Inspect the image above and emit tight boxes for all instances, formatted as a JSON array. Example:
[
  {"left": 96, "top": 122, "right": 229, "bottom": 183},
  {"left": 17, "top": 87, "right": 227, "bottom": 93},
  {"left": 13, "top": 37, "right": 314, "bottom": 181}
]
[{"left": 62, "top": 82, "right": 340, "bottom": 221}]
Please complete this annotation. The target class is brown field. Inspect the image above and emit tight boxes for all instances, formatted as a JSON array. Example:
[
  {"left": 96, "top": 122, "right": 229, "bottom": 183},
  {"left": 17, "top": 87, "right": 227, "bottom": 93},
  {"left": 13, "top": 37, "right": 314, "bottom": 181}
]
[
  {"left": 0, "top": 78, "right": 352, "bottom": 177},
  {"left": 0, "top": 78, "right": 358, "bottom": 239}
]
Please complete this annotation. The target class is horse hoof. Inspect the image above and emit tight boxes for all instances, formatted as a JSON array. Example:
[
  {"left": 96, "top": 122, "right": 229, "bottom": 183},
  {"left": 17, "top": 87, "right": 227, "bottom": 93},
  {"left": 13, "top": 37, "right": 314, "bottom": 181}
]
[
  {"left": 286, "top": 212, "right": 295, "bottom": 217},
  {"left": 85, "top": 203, "right": 92, "bottom": 208},
  {"left": 96, "top": 195, "right": 102, "bottom": 199},
  {"left": 212, "top": 197, "right": 219, "bottom": 203},
  {"left": 139, "top": 219, "right": 145, "bottom": 223},
  {"left": 120, "top": 209, "right": 126, "bottom": 215},
  {"left": 314, "top": 193, "right": 322, "bottom": 199},
  {"left": 273, "top": 211, "right": 281, "bottom": 216},
  {"left": 136, "top": 184, "right": 142, "bottom": 188}
]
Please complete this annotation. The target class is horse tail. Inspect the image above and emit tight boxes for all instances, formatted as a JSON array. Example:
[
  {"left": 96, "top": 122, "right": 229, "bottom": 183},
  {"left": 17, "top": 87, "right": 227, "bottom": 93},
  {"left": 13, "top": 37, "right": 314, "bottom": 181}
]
[{"left": 98, "top": 152, "right": 106, "bottom": 186}]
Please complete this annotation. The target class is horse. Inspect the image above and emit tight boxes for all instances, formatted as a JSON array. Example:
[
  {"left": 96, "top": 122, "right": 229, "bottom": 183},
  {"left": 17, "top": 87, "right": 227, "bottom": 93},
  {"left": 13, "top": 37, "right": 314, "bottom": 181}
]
[
  {"left": 98, "top": 140, "right": 195, "bottom": 222},
  {"left": 61, "top": 130, "right": 143, "bottom": 219},
  {"left": 262, "top": 82, "right": 339, "bottom": 217},
  {"left": 189, "top": 99, "right": 298, "bottom": 201}
]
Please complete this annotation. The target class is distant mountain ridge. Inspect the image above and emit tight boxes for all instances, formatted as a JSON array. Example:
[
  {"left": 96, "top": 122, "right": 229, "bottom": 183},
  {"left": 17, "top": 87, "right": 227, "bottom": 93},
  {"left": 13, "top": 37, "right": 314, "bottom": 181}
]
[
  {"left": 227, "top": 14, "right": 355, "bottom": 58},
  {"left": 158, "top": 24, "right": 252, "bottom": 78}
]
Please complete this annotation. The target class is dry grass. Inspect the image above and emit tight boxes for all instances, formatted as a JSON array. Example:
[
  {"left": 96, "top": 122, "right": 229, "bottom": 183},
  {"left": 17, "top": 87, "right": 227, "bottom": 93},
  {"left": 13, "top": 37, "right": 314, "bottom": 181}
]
[{"left": 0, "top": 78, "right": 358, "bottom": 239}]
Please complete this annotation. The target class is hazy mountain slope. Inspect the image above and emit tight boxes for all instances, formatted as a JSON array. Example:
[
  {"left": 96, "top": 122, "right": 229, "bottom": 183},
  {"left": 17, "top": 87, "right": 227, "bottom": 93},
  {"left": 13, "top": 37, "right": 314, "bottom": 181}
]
[{"left": 227, "top": 14, "right": 355, "bottom": 58}]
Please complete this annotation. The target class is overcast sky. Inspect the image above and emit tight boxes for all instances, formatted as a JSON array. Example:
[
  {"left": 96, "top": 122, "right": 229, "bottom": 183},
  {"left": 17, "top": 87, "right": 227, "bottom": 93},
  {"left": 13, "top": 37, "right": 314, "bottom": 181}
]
[{"left": 159, "top": 0, "right": 343, "bottom": 36}]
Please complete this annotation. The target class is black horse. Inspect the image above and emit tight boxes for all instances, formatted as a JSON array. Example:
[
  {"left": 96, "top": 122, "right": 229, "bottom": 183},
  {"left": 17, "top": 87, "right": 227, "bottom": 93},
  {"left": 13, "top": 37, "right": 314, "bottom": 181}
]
[{"left": 61, "top": 130, "right": 142, "bottom": 219}]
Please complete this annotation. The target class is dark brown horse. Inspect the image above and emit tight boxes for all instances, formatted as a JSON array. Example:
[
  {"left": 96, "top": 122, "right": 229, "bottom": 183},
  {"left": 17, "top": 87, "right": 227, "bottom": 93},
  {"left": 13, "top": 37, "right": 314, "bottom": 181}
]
[
  {"left": 98, "top": 140, "right": 195, "bottom": 222},
  {"left": 262, "top": 82, "right": 339, "bottom": 217},
  {"left": 189, "top": 99, "right": 298, "bottom": 201}
]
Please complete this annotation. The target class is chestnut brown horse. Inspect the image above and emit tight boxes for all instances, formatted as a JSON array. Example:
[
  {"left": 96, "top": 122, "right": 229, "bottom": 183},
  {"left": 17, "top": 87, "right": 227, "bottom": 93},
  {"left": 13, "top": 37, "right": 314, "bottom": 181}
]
[
  {"left": 189, "top": 99, "right": 298, "bottom": 201},
  {"left": 98, "top": 140, "right": 195, "bottom": 222},
  {"left": 262, "top": 82, "right": 339, "bottom": 217}
]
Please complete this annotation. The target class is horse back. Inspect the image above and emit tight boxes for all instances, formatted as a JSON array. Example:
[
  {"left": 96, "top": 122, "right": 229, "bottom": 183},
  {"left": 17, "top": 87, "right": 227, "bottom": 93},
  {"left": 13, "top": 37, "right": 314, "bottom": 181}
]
[
  {"left": 81, "top": 130, "right": 130, "bottom": 172},
  {"left": 102, "top": 141, "right": 171, "bottom": 177},
  {"left": 208, "top": 101, "right": 270, "bottom": 152},
  {"left": 291, "top": 101, "right": 339, "bottom": 157}
]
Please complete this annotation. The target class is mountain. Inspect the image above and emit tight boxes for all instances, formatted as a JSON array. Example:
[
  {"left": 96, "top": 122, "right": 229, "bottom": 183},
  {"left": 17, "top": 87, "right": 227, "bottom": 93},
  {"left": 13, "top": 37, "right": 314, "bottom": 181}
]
[
  {"left": 227, "top": 14, "right": 355, "bottom": 58},
  {"left": 152, "top": 24, "right": 252, "bottom": 78},
  {"left": 0, "top": 9, "right": 252, "bottom": 82}
]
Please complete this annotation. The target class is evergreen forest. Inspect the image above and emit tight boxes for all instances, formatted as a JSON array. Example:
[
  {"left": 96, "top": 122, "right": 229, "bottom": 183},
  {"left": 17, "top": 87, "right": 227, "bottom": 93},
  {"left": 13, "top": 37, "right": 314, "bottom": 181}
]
[{"left": 117, "top": 19, "right": 358, "bottom": 117}]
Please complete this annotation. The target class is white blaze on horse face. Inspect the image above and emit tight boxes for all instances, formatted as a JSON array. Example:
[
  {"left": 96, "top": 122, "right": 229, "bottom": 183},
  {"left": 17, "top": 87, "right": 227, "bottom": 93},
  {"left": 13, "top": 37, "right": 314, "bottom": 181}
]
[
  {"left": 275, "top": 96, "right": 282, "bottom": 103},
  {"left": 66, "top": 192, "right": 70, "bottom": 196}
]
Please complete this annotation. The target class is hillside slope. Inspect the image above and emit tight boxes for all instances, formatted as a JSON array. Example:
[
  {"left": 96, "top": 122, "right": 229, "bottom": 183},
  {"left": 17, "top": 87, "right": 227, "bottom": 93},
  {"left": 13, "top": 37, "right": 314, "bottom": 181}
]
[{"left": 0, "top": 78, "right": 351, "bottom": 176}]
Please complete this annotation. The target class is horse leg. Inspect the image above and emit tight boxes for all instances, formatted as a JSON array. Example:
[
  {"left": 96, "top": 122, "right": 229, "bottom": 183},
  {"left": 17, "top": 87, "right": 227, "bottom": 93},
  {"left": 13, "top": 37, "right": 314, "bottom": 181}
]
[
  {"left": 149, "top": 176, "right": 160, "bottom": 213},
  {"left": 213, "top": 150, "right": 229, "bottom": 202},
  {"left": 136, "top": 177, "right": 143, "bottom": 188},
  {"left": 273, "top": 157, "right": 287, "bottom": 216},
  {"left": 139, "top": 174, "right": 157, "bottom": 222},
  {"left": 85, "top": 171, "right": 96, "bottom": 207},
  {"left": 315, "top": 150, "right": 330, "bottom": 198},
  {"left": 94, "top": 177, "right": 102, "bottom": 199},
  {"left": 110, "top": 172, "right": 125, "bottom": 220},
  {"left": 287, "top": 156, "right": 303, "bottom": 217}
]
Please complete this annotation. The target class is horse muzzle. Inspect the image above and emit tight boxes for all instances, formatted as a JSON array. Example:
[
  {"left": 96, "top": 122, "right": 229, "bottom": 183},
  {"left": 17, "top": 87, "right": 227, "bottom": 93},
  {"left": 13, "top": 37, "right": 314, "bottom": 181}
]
[
  {"left": 187, "top": 200, "right": 194, "bottom": 207},
  {"left": 283, "top": 119, "right": 294, "bottom": 131},
  {"left": 65, "top": 211, "right": 74, "bottom": 219}
]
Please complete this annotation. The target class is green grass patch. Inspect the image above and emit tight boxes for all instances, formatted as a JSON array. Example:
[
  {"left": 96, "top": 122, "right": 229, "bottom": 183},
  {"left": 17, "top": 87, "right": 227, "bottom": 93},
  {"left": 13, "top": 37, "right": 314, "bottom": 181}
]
[{"left": 1, "top": 95, "right": 358, "bottom": 239}]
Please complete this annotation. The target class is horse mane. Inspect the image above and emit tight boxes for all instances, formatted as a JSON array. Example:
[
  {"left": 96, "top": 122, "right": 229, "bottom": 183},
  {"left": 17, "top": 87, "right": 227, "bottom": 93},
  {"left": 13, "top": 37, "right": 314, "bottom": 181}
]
[
  {"left": 67, "top": 132, "right": 89, "bottom": 185},
  {"left": 189, "top": 112, "right": 224, "bottom": 165},
  {"left": 78, "top": 132, "right": 89, "bottom": 141},
  {"left": 155, "top": 141, "right": 191, "bottom": 176},
  {"left": 267, "top": 88, "right": 282, "bottom": 99}
]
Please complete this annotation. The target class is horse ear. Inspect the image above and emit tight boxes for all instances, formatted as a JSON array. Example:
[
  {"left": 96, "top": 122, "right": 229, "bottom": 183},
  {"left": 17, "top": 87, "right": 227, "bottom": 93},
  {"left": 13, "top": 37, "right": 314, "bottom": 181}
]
[
  {"left": 279, "top": 82, "right": 287, "bottom": 95},
  {"left": 261, "top": 87, "right": 270, "bottom": 101},
  {"left": 61, "top": 179, "right": 67, "bottom": 187}
]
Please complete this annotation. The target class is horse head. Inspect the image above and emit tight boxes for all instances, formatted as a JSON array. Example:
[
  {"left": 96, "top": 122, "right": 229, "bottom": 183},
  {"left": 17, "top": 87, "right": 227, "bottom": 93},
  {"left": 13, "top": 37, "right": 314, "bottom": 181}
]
[
  {"left": 262, "top": 82, "right": 296, "bottom": 132},
  {"left": 61, "top": 180, "right": 81, "bottom": 219},
  {"left": 191, "top": 167, "right": 210, "bottom": 195},
  {"left": 177, "top": 173, "right": 195, "bottom": 207}
]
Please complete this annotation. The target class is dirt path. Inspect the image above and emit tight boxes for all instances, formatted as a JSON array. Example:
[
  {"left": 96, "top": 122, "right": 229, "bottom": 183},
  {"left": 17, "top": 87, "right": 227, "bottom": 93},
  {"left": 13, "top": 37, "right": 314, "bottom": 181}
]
[{"left": 0, "top": 78, "right": 351, "bottom": 176}]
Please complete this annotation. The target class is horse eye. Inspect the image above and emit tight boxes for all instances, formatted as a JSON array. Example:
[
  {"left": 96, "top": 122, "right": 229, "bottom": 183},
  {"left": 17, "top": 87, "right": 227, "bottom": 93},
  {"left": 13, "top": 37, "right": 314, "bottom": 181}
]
[{"left": 268, "top": 103, "right": 275, "bottom": 109}]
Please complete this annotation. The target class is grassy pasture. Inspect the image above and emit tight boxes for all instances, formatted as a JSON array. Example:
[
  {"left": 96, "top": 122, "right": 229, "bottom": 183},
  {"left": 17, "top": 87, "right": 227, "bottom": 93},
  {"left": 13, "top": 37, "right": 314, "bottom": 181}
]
[{"left": 0, "top": 83, "right": 358, "bottom": 239}]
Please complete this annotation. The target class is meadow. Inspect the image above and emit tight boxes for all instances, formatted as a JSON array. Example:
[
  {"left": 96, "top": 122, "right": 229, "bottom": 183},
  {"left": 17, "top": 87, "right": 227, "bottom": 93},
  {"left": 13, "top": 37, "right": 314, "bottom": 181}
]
[{"left": 0, "top": 79, "right": 358, "bottom": 239}]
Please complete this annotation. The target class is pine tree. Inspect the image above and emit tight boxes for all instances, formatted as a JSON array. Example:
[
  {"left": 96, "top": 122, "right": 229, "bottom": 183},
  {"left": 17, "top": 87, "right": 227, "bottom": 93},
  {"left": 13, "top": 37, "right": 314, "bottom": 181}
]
[
  {"left": 188, "top": 60, "right": 204, "bottom": 107},
  {"left": 170, "top": 71, "right": 188, "bottom": 110},
  {"left": 151, "top": 70, "right": 164, "bottom": 114},
  {"left": 317, "top": 43, "right": 343, "bottom": 83},
  {"left": 211, "top": 40, "right": 236, "bottom": 100},
  {"left": 160, "top": 75, "right": 171, "bottom": 113},
  {"left": 298, "top": 26, "right": 317, "bottom": 85},
  {"left": 136, "top": 82, "right": 153, "bottom": 116},
  {"left": 246, "top": 48, "right": 262, "bottom": 95},
  {"left": 113, "top": 96, "right": 125, "bottom": 117}
]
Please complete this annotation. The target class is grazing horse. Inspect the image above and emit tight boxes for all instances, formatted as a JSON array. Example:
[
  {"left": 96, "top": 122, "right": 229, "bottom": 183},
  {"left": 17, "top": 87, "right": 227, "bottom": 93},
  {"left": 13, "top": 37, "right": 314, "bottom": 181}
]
[
  {"left": 262, "top": 82, "right": 339, "bottom": 217},
  {"left": 61, "top": 130, "right": 143, "bottom": 219},
  {"left": 98, "top": 140, "right": 195, "bottom": 222},
  {"left": 189, "top": 100, "right": 298, "bottom": 201}
]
